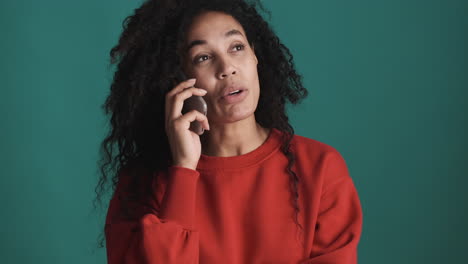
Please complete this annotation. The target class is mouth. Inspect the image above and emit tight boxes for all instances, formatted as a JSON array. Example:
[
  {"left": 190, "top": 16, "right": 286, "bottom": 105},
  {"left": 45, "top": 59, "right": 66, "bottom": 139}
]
[
  {"left": 221, "top": 86, "right": 248, "bottom": 99},
  {"left": 220, "top": 89, "right": 249, "bottom": 104},
  {"left": 225, "top": 89, "right": 244, "bottom": 97}
]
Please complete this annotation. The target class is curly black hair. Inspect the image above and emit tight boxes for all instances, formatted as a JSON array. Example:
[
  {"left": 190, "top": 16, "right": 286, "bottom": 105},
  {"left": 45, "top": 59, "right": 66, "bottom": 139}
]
[{"left": 93, "top": 0, "right": 308, "bottom": 249}]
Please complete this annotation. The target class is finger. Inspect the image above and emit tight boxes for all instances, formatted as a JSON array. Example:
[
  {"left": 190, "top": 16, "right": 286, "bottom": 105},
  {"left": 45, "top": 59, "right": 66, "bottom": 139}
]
[
  {"left": 170, "top": 87, "right": 207, "bottom": 120},
  {"left": 166, "top": 78, "right": 197, "bottom": 98},
  {"left": 165, "top": 78, "right": 197, "bottom": 125},
  {"left": 176, "top": 110, "right": 210, "bottom": 131}
]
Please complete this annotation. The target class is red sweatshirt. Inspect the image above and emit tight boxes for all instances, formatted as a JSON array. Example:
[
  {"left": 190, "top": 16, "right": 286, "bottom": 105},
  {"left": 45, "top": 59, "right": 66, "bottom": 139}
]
[{"left": 105, "top": 128, "right": 363, "bottom": 263}]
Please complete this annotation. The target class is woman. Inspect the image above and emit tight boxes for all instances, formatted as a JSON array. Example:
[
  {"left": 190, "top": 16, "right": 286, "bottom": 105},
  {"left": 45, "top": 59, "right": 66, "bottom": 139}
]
[{"left": 95, "top": 0, "right": 363, "bottom": 263}]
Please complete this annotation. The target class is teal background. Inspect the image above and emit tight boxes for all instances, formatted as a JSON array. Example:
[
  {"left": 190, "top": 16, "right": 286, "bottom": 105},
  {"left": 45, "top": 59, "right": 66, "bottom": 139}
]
[{"left": 1, "top": 0, "right": 466, "bottom": 263}]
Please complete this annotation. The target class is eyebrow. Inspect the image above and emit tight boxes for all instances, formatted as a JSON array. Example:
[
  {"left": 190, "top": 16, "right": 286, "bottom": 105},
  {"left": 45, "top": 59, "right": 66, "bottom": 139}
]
[{"left": 186, "top": 29, "right": 244, "bottom": 53}]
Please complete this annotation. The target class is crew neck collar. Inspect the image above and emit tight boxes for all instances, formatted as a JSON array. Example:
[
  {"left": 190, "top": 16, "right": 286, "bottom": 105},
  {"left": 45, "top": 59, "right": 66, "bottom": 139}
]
[{"left": 196, "top": 128, "right": 283, "bottom": 171}]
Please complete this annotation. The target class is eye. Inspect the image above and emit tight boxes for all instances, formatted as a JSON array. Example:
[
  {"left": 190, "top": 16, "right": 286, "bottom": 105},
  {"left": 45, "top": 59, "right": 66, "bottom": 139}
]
[
  {"left": 192, "top": 44, "right": 245, "bottom": 65},
  {"left": 193, "top": 54, "right": 210, "bottom": 64},
  {"left": 232, "top": 44, "right": 245, "bottom": 51}
]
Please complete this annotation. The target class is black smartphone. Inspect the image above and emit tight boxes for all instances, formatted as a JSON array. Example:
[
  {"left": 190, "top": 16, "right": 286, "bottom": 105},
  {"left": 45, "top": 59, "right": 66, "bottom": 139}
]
[{"left": 175, "top": 70, "right": 208, "bottom": 135}]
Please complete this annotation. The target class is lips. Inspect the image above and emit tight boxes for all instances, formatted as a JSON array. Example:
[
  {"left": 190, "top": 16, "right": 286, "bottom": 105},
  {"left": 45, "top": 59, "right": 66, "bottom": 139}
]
[{"left": 221, "top": 86, "right": 247, "bottom": 98}]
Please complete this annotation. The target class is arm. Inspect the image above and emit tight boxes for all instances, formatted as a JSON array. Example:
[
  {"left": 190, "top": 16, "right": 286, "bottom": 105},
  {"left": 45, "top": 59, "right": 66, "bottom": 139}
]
[
  {"left": 301, "top": 151, "right": 363, "bottom": 264},
  {"left": 105, "top": 166, "right": 200, "bottom": 264}
]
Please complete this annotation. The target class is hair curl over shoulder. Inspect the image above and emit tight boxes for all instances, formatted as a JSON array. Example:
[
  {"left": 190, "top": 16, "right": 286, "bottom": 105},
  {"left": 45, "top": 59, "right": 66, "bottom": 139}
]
[{"left": 94, "top": 0, "right": 308, "bottom": 248}]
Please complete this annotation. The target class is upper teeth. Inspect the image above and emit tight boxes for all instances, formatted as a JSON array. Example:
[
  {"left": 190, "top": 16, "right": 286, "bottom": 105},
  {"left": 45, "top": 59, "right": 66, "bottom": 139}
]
[{"left": 229, "top": 90, "right": 240, "bottom": 95}]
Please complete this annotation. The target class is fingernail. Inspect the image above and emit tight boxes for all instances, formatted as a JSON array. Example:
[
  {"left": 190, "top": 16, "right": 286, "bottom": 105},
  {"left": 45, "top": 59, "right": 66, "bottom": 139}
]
[
  {"left": 189, "top": 78, "right": 196, "bottom": 82},
  {"left": 200, "top": 89, "right": 207, "bottom": 93}
]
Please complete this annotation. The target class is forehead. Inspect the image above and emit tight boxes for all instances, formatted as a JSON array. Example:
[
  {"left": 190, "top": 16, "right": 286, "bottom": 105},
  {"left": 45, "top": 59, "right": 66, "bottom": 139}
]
[{"left": 186, "top": 11, "right": 246, "bottom": 41}]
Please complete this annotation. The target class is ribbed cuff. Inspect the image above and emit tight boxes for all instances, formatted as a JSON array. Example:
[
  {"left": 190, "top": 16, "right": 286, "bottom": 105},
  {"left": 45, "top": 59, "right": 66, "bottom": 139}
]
[{"left": 159, "top": 166, "right": 200, "bottom": 230}]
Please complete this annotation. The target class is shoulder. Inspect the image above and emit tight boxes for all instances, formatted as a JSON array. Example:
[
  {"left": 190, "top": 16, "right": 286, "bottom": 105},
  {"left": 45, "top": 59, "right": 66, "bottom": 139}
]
[
  {"left": 289, "top": 132, "right": 343, "bottom": 160},
  {"left": 287, "top": 132, "right": 350, "bottom": 179},
  {"left": 287, "top": 132, "right": 353, "bottom": 189}
]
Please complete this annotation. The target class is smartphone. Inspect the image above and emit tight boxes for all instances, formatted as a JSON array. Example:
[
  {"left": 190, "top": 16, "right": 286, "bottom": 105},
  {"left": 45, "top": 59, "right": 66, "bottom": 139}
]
[{"left": 175, "top": 70, "right": 208, "bottom": 135}]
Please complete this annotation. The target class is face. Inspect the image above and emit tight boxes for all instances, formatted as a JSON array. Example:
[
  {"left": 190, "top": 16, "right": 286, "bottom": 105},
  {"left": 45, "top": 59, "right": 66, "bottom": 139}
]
[{"left": 182, "top": 11, "right": 259, "bottom": 125}]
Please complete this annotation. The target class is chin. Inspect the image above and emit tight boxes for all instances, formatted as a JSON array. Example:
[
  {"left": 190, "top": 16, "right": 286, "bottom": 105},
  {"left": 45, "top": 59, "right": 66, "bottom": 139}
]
[{"left": 223, "top": 109, "right": 256, "bottom": 123}]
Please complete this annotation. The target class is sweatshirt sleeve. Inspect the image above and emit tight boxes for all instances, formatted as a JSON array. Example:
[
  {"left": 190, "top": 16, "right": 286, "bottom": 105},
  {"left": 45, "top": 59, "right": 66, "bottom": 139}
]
[
  {"left": 301, "top": 150, "right": 363, "bottom": 264},
  {"left": 105, "top": 166, "right": 200, "bottom": 264}
]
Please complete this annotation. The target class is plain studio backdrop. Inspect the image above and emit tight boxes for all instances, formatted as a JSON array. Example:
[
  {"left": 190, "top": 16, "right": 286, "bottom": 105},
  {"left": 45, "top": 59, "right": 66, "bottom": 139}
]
[{"left": 1, "top": 0, "right": 467, "bottom": 263}]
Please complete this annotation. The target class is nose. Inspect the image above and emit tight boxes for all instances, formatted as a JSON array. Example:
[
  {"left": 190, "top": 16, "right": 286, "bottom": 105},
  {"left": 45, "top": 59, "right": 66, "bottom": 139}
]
[{"left": 217, "top": 57, "right": 237, "bottom": 79}]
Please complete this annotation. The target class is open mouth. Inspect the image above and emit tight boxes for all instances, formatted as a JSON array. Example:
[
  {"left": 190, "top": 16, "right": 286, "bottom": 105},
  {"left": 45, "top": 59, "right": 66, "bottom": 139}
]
[
  {"left": 221, "top": 89, "right": 248, "bottom": 104},
  {"left": 227, "top": 90, "right": 243, "bottom": 96}
]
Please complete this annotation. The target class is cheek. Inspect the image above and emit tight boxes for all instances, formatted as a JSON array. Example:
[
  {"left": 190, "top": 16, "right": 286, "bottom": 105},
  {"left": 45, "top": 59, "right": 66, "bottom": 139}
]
[
  {"left": 204, "top": 96, "right": 217, "bottom": 110},
  {"left": 253, "top": 84, "right": 261, "bottom": 104},
  {"left": 201, "top": 88, "right": 219, "bottom": 110},
  {"left": 194, "top": 77, "right": 214, "bottom": 93},
  {"left": 246, "top": 59, "right": 259, "bottom": 80}
]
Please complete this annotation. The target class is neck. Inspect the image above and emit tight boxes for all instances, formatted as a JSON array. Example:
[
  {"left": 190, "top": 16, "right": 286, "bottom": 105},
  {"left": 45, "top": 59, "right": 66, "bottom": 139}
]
[{"left": 200, "top": 117, "right": 270, "bottom": 157}]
